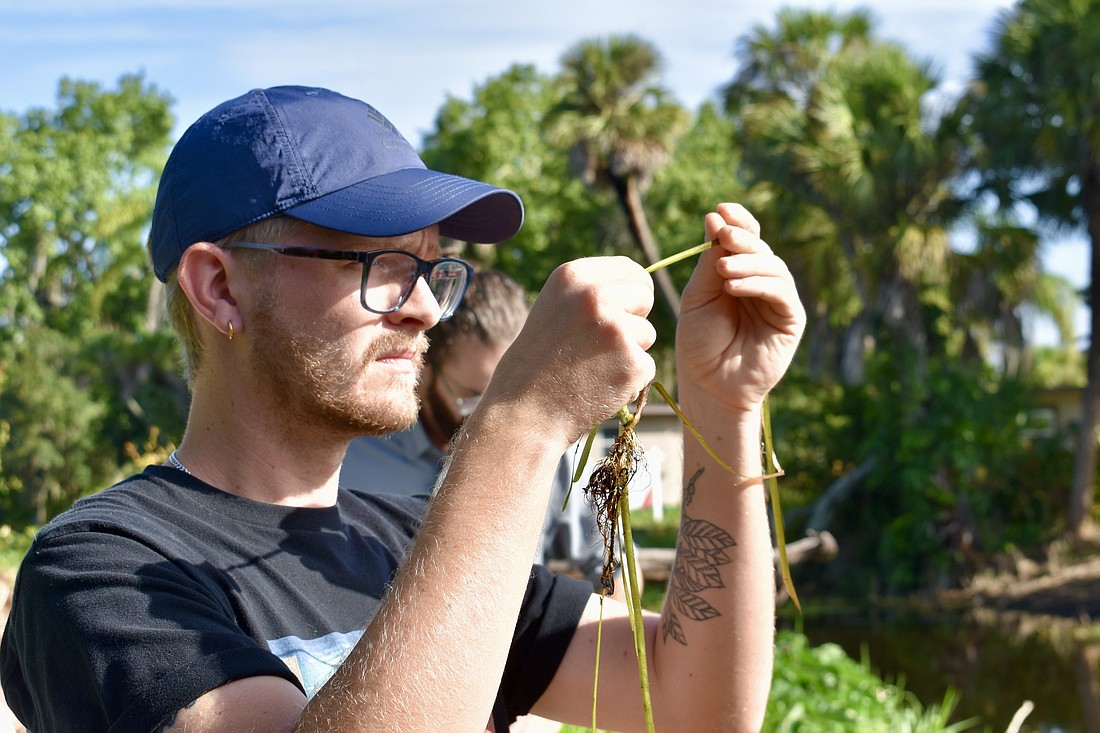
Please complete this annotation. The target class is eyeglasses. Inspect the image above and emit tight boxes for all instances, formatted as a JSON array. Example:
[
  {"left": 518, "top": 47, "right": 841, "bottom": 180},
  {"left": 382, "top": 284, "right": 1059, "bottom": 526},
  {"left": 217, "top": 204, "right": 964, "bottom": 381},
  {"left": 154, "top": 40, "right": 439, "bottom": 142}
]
[
  {"left": 232, "top": 243, "right": 472, "bottom": 321},
  {"left": 438, "top": 372, "right": 484, "bottom": 417}
]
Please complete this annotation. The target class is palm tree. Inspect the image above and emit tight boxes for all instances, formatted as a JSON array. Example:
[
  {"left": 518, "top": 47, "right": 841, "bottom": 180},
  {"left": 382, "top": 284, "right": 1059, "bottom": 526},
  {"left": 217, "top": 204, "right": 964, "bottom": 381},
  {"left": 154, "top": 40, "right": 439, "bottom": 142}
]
[
  {"left": 724, "top": 9, "right": 967, "bottom": 386},
  {"left": 951, "top": 219, "right": 1080, "bottom": 377},
  {"left": 546, "top": 35, "right": 690, "bottom": 319},
  {"left": 966, "top": 0, "right": 1100, "bottom": 542}
]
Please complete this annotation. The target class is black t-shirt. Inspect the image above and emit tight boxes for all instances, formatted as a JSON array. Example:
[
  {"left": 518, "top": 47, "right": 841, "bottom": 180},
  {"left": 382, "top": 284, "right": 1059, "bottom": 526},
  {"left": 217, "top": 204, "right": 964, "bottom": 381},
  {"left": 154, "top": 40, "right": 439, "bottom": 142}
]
[{"left": 0, "top": 465, "right": 592, "bottom": 732}]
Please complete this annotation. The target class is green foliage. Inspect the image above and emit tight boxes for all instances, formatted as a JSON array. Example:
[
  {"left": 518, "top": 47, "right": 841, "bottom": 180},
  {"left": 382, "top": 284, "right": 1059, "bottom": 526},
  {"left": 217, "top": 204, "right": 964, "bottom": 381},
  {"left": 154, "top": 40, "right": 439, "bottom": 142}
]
[
  {"left": 625, "top": 506, "right": 679, "bottom": 548},
  {"left": 821, "top": 352, "right": 1069, "bottom": 592},
  {"left": 0, "top": 525, "right": 36, "bottom": 573},
  {"left": 765, "top": 631, "right": 976, "bottom": 732},
  {"left": 1028, "top": 345, "right": 1086, "bottom": 389},
  {"left": 726, "top": 7, "right": 988, "bottom": 385},
  {"left": 0, "top": 74, "right": 186, "bottom": 526},
  {"left": 421, "top": 63, "right": 613, "bottom": 296},
  {"left": 420, "top": 52, "right": 721, "bottom": 353},
  {"left": 967, "top": 0, "right": 1100, "bottom": 229},
  {"left": 966, "top": 0, "right": 1100, "bottom": 538},
  {"left": 547, "top": 34, "right": 690, "bottom": 190},
  {"left": 645, "top": 101, "right": 746, "bottom": 315}
]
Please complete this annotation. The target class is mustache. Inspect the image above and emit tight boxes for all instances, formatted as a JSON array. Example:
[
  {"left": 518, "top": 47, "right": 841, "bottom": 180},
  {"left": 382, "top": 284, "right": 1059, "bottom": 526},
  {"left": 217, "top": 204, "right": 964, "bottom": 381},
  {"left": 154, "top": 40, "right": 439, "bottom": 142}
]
[{"left": 361, "top": 331, "right": 429, "bottom": 366}]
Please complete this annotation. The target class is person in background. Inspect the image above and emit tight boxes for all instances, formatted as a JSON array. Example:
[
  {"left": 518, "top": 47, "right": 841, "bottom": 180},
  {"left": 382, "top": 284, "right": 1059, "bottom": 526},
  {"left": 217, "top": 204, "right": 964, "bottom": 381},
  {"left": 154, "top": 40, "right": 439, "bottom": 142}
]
[
  {"left": 342, "top": 268, "right": 633, "bottom": 600},
  {"left": 1, "top": 85, "right": 805, "bottom": 733}
]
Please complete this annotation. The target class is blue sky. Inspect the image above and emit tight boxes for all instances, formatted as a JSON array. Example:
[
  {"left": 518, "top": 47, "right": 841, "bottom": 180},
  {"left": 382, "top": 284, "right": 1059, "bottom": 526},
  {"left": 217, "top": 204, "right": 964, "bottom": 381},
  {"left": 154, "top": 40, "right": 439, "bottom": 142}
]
[
  {"left": 3, "top": 0, "right": 1014, "bottom": 142},
  {"left": 0, "top": 0, "right": 1088, "bottom": 343}
]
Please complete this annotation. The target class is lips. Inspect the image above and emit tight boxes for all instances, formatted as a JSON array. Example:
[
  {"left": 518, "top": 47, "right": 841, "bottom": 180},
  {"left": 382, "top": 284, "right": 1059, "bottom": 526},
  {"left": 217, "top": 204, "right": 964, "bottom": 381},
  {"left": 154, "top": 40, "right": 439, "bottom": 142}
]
[{"left": 369, "top": 333, "right": 428, "bottom": 369}]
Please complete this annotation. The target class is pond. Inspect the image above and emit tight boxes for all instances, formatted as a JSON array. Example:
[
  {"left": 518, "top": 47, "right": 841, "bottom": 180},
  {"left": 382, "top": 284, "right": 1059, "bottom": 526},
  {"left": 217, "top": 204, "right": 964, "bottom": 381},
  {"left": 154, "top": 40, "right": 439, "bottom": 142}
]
[{"left": 795, "top": 615, "right": 1099, "bottom": 732}]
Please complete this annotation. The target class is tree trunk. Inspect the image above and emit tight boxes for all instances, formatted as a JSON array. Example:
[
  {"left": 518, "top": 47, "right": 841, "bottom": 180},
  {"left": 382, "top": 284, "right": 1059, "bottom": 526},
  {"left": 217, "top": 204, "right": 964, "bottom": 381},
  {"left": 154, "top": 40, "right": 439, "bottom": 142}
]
[
  {"left": 839, "top": 312, "right": 869, "bottom": 385},
  {"left": 1069, "top": 162, "right": 1100, "bottom": 542},
  {"left": 806, "top": 458, "right": 877, "bottom": 532},
  {"left": 611, "top": 173, "right": 681, "bottom": 320}
]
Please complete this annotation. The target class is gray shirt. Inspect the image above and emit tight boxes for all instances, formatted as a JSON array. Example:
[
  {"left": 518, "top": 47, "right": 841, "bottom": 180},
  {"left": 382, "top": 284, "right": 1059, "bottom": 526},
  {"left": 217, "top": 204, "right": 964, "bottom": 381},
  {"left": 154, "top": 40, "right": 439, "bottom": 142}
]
[{"left": 342, "top": 423, "right": 605, "bottom": 588}]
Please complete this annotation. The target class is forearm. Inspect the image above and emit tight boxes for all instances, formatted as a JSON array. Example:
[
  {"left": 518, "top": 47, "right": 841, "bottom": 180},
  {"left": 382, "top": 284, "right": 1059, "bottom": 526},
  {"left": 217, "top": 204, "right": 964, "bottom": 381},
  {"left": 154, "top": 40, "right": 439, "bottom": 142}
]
[
  {"left": 297, "top": 405, "right": 570, "bottom": 732},
  {"left": 649, "top": 402, "right": 775, "bottom": 730}
]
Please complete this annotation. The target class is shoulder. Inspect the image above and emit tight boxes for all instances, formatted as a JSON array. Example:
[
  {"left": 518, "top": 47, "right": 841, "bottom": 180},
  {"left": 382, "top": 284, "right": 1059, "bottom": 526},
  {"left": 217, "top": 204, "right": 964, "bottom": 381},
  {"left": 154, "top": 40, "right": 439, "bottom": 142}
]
[{"left": 33, "top": 467, "right": 182, "bottom": 544}]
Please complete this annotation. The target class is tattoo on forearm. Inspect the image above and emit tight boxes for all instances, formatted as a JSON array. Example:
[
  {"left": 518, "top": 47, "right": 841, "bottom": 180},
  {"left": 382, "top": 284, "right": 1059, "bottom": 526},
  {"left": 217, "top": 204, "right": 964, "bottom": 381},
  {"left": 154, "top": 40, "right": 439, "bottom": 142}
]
[
  {"left": 683, "top": 467, "right": 704, "bottom": 507},
  {"left": 661, "top": 512, "right": 736, "bottom": 646}
]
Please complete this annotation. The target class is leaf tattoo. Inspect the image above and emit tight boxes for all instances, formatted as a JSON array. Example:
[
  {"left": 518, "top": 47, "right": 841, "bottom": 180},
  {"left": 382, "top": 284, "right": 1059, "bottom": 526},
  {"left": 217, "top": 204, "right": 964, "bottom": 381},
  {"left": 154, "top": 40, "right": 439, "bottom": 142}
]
[
  {"left": 661, "top": 513, "right": 736, "bottom": 646},
  {"left": 683, "top": 466, "right": 704, "bottom": 507}
]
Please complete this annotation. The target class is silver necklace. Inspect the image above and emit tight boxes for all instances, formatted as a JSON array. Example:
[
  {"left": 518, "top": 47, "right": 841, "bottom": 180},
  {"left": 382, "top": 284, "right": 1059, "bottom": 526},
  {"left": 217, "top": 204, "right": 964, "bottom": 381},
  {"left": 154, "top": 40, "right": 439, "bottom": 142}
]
[{"left": 168, "top": 450, "right": 192, "bottom": 475}]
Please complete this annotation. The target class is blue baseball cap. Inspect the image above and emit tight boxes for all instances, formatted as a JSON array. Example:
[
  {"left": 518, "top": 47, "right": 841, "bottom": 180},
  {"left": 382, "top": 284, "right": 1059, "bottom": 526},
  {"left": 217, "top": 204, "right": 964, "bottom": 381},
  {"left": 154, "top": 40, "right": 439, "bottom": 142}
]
[{"left": 149, "top": 85, "right": 524, "bottom": 282}]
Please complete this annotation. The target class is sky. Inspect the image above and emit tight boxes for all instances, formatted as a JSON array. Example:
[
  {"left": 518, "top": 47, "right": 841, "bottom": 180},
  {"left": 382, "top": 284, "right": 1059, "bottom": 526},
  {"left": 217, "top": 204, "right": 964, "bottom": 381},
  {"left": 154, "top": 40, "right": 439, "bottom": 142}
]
[{"left": 0, "top": 0, "right": 1089, "bottom": 343}]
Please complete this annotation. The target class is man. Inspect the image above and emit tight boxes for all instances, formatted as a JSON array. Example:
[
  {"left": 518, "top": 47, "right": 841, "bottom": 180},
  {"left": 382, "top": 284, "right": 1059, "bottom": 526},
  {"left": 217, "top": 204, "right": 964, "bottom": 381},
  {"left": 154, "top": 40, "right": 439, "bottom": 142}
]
[
  {"left": 1, "top": 85, "right": 805, "bottom": 732},
  {"left": 342, "top": 268, "right": 614, "bottom": 595}
]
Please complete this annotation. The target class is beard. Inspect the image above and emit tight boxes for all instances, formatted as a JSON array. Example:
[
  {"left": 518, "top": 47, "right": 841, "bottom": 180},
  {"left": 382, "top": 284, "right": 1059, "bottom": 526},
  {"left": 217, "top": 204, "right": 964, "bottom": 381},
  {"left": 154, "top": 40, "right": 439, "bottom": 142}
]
[
  {"left": 422, "top": 377, "right": 466, "bottom": 449},
  {"left": 247, "top": 294, "right": 426, "bottom": 438}
]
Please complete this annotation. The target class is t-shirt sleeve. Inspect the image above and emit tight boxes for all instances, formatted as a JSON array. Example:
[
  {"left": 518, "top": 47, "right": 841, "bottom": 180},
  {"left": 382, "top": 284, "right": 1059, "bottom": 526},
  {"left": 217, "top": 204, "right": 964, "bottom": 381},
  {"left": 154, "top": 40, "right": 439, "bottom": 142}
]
[
  {"left": 498, "top": 564, "right": 593, "bottom": 719},
  {"left": 1, "top": 525, "right": 300, "bottom": 733}
]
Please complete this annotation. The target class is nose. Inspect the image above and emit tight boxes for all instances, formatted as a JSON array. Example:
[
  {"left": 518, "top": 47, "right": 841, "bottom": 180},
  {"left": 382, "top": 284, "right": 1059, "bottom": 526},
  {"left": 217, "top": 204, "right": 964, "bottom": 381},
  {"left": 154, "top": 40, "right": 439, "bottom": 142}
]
[{"left": 385, "top": 276, "right": 442, "bottom": 329}]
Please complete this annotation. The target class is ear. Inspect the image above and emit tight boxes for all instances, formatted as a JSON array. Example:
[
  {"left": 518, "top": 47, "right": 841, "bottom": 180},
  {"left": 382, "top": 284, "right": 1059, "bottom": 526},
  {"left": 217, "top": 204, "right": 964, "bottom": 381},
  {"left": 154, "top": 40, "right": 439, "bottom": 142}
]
[{"left": 176, "top": 243, "right": 244, "bottom": 339}]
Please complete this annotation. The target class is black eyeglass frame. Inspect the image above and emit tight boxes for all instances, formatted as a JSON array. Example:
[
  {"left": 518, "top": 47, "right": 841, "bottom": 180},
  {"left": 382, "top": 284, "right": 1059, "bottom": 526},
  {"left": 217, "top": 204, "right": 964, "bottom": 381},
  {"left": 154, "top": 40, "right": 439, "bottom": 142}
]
[{"left": 231, "top": 242, "right": 473, "bottom": 320}]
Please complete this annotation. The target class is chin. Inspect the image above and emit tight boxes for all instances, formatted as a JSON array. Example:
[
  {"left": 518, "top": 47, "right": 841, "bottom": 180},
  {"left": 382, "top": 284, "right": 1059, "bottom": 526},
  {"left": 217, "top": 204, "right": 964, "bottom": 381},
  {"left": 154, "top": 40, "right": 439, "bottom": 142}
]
[{"left": 355, "top": 400, "right": 420, "bottom": 437}]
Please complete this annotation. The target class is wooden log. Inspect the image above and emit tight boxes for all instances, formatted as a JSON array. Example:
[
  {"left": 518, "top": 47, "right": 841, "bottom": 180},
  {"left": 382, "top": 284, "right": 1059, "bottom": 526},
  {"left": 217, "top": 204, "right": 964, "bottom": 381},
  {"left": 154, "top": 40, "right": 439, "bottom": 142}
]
[{"left": 632, "top": 530, "right": 839, "bottom": 583}]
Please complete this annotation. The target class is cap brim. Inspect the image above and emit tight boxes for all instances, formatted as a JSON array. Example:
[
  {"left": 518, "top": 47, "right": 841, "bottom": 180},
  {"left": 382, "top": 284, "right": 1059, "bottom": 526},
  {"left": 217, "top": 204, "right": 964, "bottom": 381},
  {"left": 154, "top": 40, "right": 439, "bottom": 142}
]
[{"left": 285, "top": 167, "right": 523, "bottom": 243}]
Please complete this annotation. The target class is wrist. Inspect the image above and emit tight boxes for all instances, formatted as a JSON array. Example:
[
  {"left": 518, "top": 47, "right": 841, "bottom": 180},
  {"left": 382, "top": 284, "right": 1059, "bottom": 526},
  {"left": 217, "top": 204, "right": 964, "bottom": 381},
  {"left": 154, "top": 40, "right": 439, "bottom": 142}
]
[
  {"left": 677, "top": 393, "right": 763, "bottom": 437},
  {"left": 456, "top": 396, "right": 576, "bottom": 468}
]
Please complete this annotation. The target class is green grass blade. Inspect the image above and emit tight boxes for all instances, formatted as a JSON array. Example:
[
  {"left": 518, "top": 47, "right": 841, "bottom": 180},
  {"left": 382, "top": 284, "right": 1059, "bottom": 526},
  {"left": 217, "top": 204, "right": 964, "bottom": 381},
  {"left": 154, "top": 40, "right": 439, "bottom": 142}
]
[
  {"left": 619, "top": 494, "right": 655, "bottom": 733},
  {"left": 650, "top": 382, "right": 740, "bottom": 476},
  {"left": 763, "top": 395, "right": 800, "bottom": 612},
  {"left": 644, "top": 241, "right": 715, "bottom": 274},
  {"left": 592, "top": 596, "right": 604, "bottom": 733},
  {"left": 565, "top": 424, "right": 601, "bottom": 511}
]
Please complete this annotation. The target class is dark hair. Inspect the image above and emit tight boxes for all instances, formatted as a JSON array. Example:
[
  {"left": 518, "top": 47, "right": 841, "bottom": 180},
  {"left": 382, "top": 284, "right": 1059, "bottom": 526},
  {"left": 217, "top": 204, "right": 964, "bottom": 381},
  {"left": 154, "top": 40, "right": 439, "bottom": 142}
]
[{"left": 426, "top": 268, "right": 529, "bottom": 369}]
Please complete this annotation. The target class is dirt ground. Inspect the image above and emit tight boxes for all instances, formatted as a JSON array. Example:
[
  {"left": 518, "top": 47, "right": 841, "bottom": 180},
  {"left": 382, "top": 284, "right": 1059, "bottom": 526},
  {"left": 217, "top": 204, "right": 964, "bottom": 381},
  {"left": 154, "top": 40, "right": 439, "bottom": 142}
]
[{"left": 932, "top": 539, "right": 1100, "bottom": 625}]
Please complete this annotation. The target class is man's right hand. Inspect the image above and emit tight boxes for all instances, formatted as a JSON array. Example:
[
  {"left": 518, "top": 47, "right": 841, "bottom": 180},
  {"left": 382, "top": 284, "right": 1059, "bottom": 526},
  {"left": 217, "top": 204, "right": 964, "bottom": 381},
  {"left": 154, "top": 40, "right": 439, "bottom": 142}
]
[{"left": 483, "top": 256, "right": 657, "bottom": 447}]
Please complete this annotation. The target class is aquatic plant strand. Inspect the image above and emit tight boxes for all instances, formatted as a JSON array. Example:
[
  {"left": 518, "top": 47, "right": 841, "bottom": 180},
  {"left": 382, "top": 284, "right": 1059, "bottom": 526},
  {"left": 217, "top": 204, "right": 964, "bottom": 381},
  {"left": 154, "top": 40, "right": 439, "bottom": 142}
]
[
  {"left": 618, "top": 484, "right": 654, "bottom": 732},
  {"left": 573, "top": 237, "right": 799, "bottom": 732},
  {"left": 763, "top": 394, "right": 799, "bottom": 611},
  {"left": 581, "top": 395, "right": 654, "bottom": 733},
  {"left": 652, "top": 382, "right": 798, "bottom": 611},
  {"left": 644, "top": 240, "right": 716, "bottom": 273}
]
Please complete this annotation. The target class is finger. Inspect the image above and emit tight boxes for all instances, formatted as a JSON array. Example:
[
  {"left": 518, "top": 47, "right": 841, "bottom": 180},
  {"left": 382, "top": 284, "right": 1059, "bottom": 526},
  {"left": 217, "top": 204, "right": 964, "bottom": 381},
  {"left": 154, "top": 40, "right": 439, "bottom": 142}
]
[
  {"left": 624, "top": 313, "right": 658, "bottom": 353},
  {"left": 569, "top": 257, "right": 654, "bottom": 319},
  {"left": 723, "top": 272, "right": 806, "bottom": 325},
  {"left": 711, "top": 223, "right": 774, "bottom": 258},
  {"left": 714, "top": 251, "right": 789, "bottom": 282},
  {"left": 707, "top": 203, "right": 761, "bottom": 238},
  {"left": 595, "top": 277, "right": 655, "bottom": 319}
]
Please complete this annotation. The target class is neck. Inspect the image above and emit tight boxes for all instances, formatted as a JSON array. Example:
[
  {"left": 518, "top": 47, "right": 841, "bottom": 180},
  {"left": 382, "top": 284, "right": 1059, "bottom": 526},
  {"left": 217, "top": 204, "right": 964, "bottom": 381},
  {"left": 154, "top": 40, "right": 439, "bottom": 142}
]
[{"left": 176, "top": 377, "right": 348, "bottom": 508}]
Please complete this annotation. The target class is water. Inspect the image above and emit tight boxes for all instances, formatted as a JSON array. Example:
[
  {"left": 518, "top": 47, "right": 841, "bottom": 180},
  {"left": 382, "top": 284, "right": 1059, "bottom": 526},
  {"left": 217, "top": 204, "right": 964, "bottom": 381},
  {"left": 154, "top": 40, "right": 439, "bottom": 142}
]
[{"left": 796, "top": 617, "right": 1099, "bottom": 732}]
